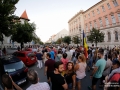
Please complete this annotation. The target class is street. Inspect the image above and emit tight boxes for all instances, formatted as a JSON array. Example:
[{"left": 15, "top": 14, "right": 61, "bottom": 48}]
[
  {"left": 0, "top": 49, "right": 103, "bottom": 90},
  {"left": 21, "top": 63, "right": 103, "bottom": 90}
]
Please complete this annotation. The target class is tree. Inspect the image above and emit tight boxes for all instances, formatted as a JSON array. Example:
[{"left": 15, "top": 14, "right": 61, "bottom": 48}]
[
  {"left": 0, "top": 0, "right": 19, "bottom": 43},
  {"left": 62, "top": 36, "right": 71, "bottom": 45},
  {"left": 87, "top": 28, "right": 104, "bottom": 47},
  {"left": 11, "top": 22, "right": 36, "bottom": 49},
  {"left": 72, "top": 36, "right": 80, "bottom": 46},
  {"left": 56, "top": 38, "right": 62, "bottom": 44}
]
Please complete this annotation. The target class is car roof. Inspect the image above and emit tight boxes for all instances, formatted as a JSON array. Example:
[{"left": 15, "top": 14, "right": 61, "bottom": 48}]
[{"left": 0, "top": 55, "right": 21, "bottom": 65}]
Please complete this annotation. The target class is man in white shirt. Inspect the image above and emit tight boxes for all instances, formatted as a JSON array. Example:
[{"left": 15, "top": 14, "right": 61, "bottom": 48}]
[{"left": 26, "top": 69, "right": 50, "bottom": 90}]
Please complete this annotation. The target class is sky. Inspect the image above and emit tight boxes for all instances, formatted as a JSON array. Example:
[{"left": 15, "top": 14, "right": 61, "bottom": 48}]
[{"left": 14, "top": 0, "right": 100, "bottom": 42}]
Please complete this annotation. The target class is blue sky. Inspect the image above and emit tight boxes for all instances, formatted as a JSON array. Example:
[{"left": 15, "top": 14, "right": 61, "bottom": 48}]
[{"left": 15, "top": 0, "right": 100, "bottom": 42}]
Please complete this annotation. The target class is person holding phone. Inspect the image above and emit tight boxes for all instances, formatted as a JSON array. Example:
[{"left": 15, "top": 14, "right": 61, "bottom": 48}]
[{"left": 2, "top": 74, "right": 22, "bottom": 90}]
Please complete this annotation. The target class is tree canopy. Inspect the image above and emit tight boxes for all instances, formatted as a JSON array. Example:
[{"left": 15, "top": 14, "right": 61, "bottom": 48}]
[
  {"left": 56, "top": 38, "right": 62, "bottom": 44},
  {"left": 72, "top": 36, "right": 81, "bottom": 45},
  {"left": 0, "top": 0, "right": 19, "bottom": 42},
  {"left": 87, "top": 28, "right": 104, "bottom": 47},
  {"left": 62, "top": 36, "right": 71, "bottom": 45},
  {"left": 11, "top": 22, "right": 36, "bottom": 48}
]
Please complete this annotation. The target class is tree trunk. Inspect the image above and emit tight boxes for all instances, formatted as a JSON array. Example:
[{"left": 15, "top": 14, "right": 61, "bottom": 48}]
[
  {"left": 20, "top": 42, "right": 24, "bottom": 50},
  {"left": 95, "top": 42, "right": 97, "bottom": 48}
]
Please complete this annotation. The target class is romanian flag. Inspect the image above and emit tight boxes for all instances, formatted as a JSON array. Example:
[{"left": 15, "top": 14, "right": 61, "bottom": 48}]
[{"left": 83, "top": 30, "right": 88, "bottom": 59}]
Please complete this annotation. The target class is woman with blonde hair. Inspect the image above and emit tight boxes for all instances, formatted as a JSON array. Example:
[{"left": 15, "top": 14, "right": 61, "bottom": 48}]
[{"left": 74, "top": 54, "right": 87, "bottom": 90}]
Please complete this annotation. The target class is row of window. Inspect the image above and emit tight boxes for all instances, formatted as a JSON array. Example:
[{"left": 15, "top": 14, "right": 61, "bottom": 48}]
[
  {"left": 84, "top": 0, "right": 119, "bottom": 19},
  {"left": 85, "top": 13, "right": 120, "bottom": 31},
  {"left": 107, "top": 31, "right": 118, "bottom": 41},
  {"left": 70, "top": 13, "right": 120, "bottom": 33}
]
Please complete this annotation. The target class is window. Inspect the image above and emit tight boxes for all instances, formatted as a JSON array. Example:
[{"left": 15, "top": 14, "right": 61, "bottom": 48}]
[
  {"left": 92, "top": 11, "right": 95, "bottom": 16},
  {"left": 94, "top": 21, "right": 97, "bottom": 28},
  {"left": 107, "top": 3, "right": 111, "bottom": 9},
  {"left": 118, "top": 13, "right": 120, "bottom": 22},
  {"left": 4, "top": 61, "right": 24, "bottom": 73},
  {"left": 99, "top": 18, "right": 103, "bottom": 27},
  {"left": 86, "top": 24, "right": 88, "bottom": 31},
  {"left": 115, "top": 31, "right": 118, "bottom": 41},
  {"left": 111, "top": 15, "right": 116, "bottom": 24},
  {"left": 113, "top": 0, "right": 118, "bottom": 7},
  {"left": 97, "top": 9, "right": 100, "bottom": 14},
  {"left": 108, "top": 32, "right": 111, "bottom": 41},
  {"left": 90, "top": 22, "right": 92, "bottom": 30},
  {"left": 105, "top": 17, "right": 109, "bottom": 26},
  {"left": 88, "top": 14, "right": 90, "bottom": 18},
  {"left": 102, "top": 6, "right": 105, "bottom": 12}
]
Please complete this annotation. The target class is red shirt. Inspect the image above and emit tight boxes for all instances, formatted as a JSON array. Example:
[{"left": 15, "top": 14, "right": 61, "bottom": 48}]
[{"left": 45, "top": 59, "right": 55, "bottom": 72}]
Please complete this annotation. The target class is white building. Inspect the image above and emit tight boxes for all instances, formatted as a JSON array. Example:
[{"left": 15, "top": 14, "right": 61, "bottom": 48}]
[{"left": 52, "top": 29, "right": 69, "bottom": 42}]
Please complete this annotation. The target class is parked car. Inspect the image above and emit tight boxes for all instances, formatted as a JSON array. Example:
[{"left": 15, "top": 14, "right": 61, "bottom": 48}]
[
  {"left": 0, "top": 55, "right": 28, "bottom": 85},
  {"left": 26, "top": 48, "right": 37, "bottom": 54},
  {"left": 12, "top": 51, "right": 37, "bottom": 66}
]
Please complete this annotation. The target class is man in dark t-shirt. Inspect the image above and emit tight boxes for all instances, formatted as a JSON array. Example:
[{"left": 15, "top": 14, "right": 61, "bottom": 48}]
[
  {"left": 50, "top": 61, "right": 68, "bottom": 90},
  {"left": 45, "top": 53, "right": 55, "bottom": 84}
]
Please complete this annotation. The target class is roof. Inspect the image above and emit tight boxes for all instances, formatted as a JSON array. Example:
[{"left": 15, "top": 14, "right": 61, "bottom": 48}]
[{"left": 20, "top": 10, "right": 30, "bottom": 21}]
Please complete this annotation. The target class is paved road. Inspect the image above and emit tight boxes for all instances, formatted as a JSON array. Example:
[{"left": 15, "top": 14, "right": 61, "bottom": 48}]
[
  {"left": 1, "top": 49, "right": 103, "bottom": 90},
  {"left": 21, "top": 63, "right": 103, "bottom": 90}
]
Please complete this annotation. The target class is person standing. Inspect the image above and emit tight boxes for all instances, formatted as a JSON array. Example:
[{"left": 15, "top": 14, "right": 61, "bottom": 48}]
[
  {"left": 2, "top": 46, "right": 6, "bottom": 55},
  {"left": 26, "top": 69, "right": 50, "bottom": 90},
  {"left": 74, "top": 54, "right": 87, "bottom": 90},
  {"left": 36, "top": 49, "right": 43, "bottom": 69},
  {"left": 49, "top": 47, "right": 55, "bottom": 60},
  {"left": 50, "top": 61, "right": 68, "bottom": 90},
  {"left": 89, "top": 49, "right": 106, "bottom": 90},
  {"left": 45, "top": 53, "right": 55, "bottom": 84},
  {"left": 64, "top": 62, "right": 76, "bottom": 90},
  {"left": 61, "top": 53, "right": 68, "bottom": 76},
  {"left": 2, "top": 74, "right": 22, "bottom": 90}
]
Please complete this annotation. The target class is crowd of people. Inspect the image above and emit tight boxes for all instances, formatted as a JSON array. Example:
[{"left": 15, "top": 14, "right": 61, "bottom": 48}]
[{"left": 1, "top": 45, "right": 120, "bottom": 90}]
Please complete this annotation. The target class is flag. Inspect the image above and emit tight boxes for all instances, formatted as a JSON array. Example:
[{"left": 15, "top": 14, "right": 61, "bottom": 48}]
[{"left": 83, "top": 30, "right": 88, "bottom": 59}]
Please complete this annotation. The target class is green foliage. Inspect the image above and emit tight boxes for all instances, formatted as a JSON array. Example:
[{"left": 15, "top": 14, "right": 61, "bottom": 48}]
[
  {"left": 72, "top": 36, "right": 80, "bottom": 44},
  {"left": 11, "top": 22, "right": 36, "bottom": 43},
  {"left": 0, "top": 0, "right": 19, "bottom": 42},
  {"left": 56, "top": 38, "right": 62, "bottom": 44},
  {"left": 87, "top": 28, "right": 104, "bottom": 47},
  {"left": 62, "top": 36, "right": 71, "bottom": 45}
]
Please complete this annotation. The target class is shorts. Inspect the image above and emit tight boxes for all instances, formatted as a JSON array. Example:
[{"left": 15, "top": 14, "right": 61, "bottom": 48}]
[
  {"left": 92, "top": 77, "right": 100, "bottom": 85},
  {"left": 76, "top": 78, "right": 82, "bottom": 82},
  {"left": 68, "top": 83, "right": 73, "bottom": 89}
]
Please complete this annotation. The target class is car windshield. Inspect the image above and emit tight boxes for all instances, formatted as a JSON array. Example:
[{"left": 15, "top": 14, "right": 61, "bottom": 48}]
[
  {"left": 4, "top": 61, "right": 25, "bottom": 73},
  {"left": 27, "top": 52, "right": 35, "bottom": 57}
]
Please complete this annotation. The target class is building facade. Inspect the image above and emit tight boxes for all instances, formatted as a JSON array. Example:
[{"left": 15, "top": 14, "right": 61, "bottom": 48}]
[
  {"left": 68, "top": 0, "right": 120, "bottom": 47},
  {"left": 46, "top": 29, "right": 69, "bottom": 43},
  {"left": 53, "top": 29, "right": 69, "bottom": 42}
]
